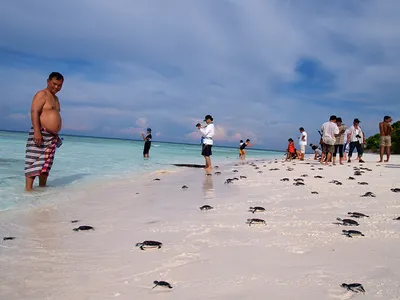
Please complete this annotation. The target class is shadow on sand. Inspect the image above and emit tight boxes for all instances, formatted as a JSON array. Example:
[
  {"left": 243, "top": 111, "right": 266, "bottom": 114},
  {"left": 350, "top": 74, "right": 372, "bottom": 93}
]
[{"left": 384, "top": 164, "right": 400, "bottom": 169}]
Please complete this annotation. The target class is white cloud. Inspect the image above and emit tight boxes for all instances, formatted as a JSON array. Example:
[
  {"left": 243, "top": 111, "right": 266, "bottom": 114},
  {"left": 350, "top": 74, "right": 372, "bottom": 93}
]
[{"left": 0, "top": 0, "right": 399, "bottom": 148}]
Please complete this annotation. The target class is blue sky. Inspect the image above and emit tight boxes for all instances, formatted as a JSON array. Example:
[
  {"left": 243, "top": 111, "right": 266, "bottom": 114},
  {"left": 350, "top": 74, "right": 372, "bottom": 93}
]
[{"left": 0, "top": 0, "right": 399, "bottom": 150}]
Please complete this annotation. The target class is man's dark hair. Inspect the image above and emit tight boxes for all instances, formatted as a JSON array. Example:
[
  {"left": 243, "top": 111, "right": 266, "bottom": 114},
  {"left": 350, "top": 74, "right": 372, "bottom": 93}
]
[
  {"left": 384, "top": 116, "right": 391, "bottom": 121},
  {"left": 299, "top": 127, "right": 304, "bottom": 131},
  {"left": 48, "top": 72, "right": 64, "bottom": 81},
  {"left": 246, "top": 139, "right": 250, "bottom": 142},
  {"left": 329, "top": 115, "right": 337, "bottom": 121},
  {"left": 288, "top": 138, "right": 293, "bottom": 142},
  {"left": 240, "top": 140, "right": 243, "bottom": 143}
]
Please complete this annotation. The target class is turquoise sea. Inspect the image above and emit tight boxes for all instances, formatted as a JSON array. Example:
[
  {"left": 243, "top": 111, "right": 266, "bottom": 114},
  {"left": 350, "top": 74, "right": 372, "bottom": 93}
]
[{"left": 0, "top": 130, "right": 282, "bottom": 211}]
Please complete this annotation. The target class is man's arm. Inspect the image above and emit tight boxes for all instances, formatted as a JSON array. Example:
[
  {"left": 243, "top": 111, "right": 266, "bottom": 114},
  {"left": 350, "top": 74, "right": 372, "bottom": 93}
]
[
  {"left": 199, "top": 126, "right": 210, "bottom": 136},
  {"left": 30, "top": 91, "right": 46, "bottom": 145},
  {"left": 389, "top": 124, "right": 394, "bottom": 135}
]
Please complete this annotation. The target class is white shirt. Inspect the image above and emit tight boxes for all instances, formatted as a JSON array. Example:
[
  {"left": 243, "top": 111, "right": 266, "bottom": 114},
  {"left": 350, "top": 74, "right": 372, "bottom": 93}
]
[
  {"left": 348, "top": 125, "right": 363, "bottom": 143},
  {"left": 299, "top": 131, "right": 307, "bottom": 146},
  {"left": 343, "top": 128, "right": 349, "bottom": 144},
  {"left": 321, "top": 121, "right": 339, "bottom": 145},
  {"left": 199, "top": 123, "right": 215, "bottom": 145}
]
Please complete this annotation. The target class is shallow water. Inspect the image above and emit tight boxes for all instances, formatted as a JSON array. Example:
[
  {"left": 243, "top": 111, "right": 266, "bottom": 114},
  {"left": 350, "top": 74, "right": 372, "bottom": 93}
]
[{"left": 0, "top": 130, "right": 282, "bottom": 210}]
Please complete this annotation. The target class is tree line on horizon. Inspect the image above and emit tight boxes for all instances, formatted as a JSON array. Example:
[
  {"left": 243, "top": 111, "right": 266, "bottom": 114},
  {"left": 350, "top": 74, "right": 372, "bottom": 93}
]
[{"left": 365, "top": 121, "right": 400, "bottom": 154}]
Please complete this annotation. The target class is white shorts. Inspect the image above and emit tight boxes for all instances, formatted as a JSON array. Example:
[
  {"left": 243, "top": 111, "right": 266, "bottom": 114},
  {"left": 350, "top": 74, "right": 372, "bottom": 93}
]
[{"left": 300, "top": 145, "right": 306, "bottom": 154}]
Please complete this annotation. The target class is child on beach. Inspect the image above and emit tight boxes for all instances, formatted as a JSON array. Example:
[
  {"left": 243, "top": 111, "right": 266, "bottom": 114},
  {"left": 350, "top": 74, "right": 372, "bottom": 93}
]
[
  {"left": 239, "top": 140, "right": 244, "bottom": 158},
  {"left": 239, "top": 139, "right": 252, "bottom": 160},
  {"left": 286, "top": 138, "right": 296, "bottom": 161}
]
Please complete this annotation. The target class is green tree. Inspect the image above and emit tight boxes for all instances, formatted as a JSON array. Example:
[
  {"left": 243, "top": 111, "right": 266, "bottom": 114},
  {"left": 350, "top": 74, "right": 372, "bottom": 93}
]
[{"left": 365, "top": 121, "right": 400, "bottom": 154}]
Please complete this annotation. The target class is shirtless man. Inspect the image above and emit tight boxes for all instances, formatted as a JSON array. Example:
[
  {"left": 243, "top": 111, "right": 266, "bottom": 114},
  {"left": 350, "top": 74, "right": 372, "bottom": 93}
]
[
  {"left": 378, "top": 116, "right": 394, "bottom": 163},
  {"left": 25, "top": 72, "right": 64, "bottom": 191}
]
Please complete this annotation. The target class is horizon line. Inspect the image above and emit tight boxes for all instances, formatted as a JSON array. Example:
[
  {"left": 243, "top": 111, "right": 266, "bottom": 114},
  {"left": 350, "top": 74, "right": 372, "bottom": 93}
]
[{"left": 0, "top": 129, "right": 284, "bottom": 153}]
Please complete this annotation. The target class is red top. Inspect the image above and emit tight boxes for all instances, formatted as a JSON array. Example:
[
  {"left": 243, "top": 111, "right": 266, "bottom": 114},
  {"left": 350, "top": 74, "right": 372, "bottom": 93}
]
[{"left": 288, "top": 142, "right": 295, "bottom": 153}]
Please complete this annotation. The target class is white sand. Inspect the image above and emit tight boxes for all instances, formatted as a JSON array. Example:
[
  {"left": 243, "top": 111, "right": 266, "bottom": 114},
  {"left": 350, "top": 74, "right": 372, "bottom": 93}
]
[{"left": 1, "top": 153, "right": 400, "bottom": 299}]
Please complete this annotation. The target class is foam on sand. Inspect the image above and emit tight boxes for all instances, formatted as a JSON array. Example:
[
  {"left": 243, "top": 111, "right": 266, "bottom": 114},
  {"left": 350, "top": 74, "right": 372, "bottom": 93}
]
[{"left": 1, "top": 154, "right": 400, "bottom": 299}]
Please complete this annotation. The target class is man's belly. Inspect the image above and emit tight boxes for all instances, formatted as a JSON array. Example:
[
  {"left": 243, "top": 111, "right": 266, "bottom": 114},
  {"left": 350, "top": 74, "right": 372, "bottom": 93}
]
[{"left": 40, "top": 110, "right": 62, "bottom": 133}]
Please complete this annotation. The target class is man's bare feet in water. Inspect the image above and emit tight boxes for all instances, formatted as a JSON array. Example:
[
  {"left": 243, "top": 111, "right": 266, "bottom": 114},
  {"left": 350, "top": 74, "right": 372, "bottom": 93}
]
[{"left": 204, "top": 166, "right": 213, "bottom": 174}]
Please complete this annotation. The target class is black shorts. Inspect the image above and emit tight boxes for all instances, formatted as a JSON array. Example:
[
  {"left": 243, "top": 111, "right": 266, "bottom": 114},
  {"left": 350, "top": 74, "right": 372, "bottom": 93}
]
[
  {"left": 201, "top": 144, "right": 212, "bottom": 156},
  {"left": 143, "top": 142, "right": 151, "bottom": 155}
]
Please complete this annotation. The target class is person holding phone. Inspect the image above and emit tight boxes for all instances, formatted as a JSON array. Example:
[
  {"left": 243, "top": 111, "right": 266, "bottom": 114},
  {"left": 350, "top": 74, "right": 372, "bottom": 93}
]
[
  {"left": 197, "top": 115, "right": 215, "bottom": 173},
  {"left": 347, "top": 118, "right": 365, "bottom": 163}
]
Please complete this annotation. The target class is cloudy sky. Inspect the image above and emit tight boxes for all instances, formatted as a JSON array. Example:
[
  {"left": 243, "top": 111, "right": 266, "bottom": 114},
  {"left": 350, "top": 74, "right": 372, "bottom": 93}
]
[{"left": 1, "top": 0, "right": 399, "bottom": 150}]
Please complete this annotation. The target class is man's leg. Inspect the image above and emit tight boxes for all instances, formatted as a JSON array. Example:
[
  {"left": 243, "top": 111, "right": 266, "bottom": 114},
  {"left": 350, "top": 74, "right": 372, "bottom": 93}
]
[
  {"left": 300, "top": 145, "right": 305, "bottom": 160},
  {"left": 378, "top": 145, "right": 385, "bottom": 162},
  {"left": 356, "top": 142, "right": 364, "bottom": 163},
  {"left": 385, "top": 146, "right": 391, "bottom": 162},
  {"left": 333, "top": 145, "right": 338, "bottom": 165},
  {"left": 348, "top": 142, "right": 355, "bottom": 162},
  {"left": 25, "top": 176, "right": 35, "bottom": 191},
  {"left": 205, "top": 156, "right": 212, "bottom": 172},
  {"left": 325, "top": 152, "right": 332, "bottom": 166},
  {"left": 320, "top": 144, "right": 326, "bottom": 164},
  {"left": 38, "top": 175, "right": 48, "bottom": 187},
  {"left": 339, "top": 145, "right": 344, "bottom": 164}
]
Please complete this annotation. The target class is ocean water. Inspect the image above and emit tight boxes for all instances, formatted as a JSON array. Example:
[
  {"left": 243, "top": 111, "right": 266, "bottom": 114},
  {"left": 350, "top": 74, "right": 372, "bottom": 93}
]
[{"left": 0, "top": 130, "right": 282, "bottom": 211}]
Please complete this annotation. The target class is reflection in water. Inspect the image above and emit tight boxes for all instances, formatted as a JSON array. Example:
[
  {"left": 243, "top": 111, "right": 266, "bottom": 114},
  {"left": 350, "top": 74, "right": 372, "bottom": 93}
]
[{"left": 202, "top": 175, "right": 215, "bottom": 200}]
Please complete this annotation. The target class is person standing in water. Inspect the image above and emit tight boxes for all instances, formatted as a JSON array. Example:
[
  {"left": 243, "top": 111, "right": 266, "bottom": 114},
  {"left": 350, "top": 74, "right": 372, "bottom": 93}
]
[
  {"left": 141, "top": 128, "right": 152, "bottom": 158},
  {"left": 197, "top": 115, "right": 215, "bottom": 173},
  {"left": 24, "top": 72, "right": 64, "bottom": 191}
]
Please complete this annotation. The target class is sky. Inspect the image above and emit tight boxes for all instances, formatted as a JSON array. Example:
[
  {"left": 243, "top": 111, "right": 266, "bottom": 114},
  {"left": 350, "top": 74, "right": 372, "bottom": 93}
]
[{"left": 1, "top": 0, "right": 399, "bottom": 150}]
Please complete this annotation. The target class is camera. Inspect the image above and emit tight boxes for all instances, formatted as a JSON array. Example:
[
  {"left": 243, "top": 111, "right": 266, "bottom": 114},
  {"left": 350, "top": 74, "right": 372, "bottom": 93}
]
[{"left": 356, "top": 134, "right": 361, "bottom": 138}]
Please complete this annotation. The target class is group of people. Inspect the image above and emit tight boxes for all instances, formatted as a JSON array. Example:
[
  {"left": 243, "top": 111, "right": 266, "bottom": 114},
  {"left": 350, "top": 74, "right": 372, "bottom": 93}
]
[
  {"left": 23, "top": 72, "right": 396, "bottom": 190},
  {"left": 285, "top": 127, "right": 307, "bottom": 161},
  {"left": 286, "top": 115, "right": 395, "bottom": 166}
]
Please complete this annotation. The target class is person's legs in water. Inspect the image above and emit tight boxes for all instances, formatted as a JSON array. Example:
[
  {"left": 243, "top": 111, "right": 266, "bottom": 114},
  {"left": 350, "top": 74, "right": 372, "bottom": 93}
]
[
  {"left": 25, "top": 176, "right": 35, "bottom": 191},
  {"left": 143, "top": 145, "right": 150, "bottom": 158},
  {"left": 38, "top": 175, "right": 48, "bottom": 187}
]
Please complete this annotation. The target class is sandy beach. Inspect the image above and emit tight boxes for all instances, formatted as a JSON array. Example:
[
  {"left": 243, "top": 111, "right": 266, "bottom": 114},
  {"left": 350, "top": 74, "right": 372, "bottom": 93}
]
[{"left": 1, "top": 153, "right": 400, "bottom": 299}]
